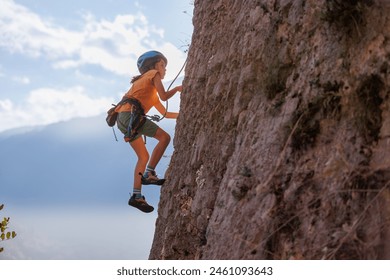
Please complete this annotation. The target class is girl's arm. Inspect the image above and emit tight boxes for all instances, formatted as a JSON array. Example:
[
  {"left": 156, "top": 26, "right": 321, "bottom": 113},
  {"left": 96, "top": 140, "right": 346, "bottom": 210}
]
[
  {"left": 153, "top": 73, "right": 182, "bottom": 101},
  {"left": 154, "top": 100, "right": 179, "bottom": 119}
]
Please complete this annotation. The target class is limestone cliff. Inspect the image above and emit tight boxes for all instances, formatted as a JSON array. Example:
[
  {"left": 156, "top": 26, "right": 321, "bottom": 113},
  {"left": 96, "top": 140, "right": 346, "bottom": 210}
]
[{"left": 150, "top": 0, "right": 390, "bottom": 259}]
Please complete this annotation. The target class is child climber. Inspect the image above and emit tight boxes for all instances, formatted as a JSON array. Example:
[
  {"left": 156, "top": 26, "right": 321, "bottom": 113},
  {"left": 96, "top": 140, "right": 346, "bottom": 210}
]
[{"left": 115, "top": 50, "right": 182, "bottom": 213}]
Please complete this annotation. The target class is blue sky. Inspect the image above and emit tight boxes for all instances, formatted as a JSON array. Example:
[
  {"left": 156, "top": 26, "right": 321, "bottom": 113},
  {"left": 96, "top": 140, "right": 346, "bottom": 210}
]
[
  {"left": 0, "top": 0, "right": 193, "bottom": 132},
  {"left": 0, "top": 114, "right": 175, "bottom": 259},
  {"left": 0, "top": 0, "right": 193, "bottom": 260}
]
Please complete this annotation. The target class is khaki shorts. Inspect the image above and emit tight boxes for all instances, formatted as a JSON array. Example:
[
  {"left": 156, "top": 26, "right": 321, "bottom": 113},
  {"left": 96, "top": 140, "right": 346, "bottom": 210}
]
[{"left": 117, "top": 112, "right": 159, "bottom": 142}]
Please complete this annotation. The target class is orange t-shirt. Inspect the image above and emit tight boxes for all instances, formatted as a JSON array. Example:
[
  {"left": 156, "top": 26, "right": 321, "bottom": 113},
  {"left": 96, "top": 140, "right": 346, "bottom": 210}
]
[{"left": 115, "top": 70, "right": 160, "bottom": 114}]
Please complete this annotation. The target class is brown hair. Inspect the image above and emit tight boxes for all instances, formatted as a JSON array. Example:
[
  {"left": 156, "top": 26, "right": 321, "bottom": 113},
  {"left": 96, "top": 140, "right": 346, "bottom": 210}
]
[{"left": 130, "top": 58, "right": 163, "bottom": 83}]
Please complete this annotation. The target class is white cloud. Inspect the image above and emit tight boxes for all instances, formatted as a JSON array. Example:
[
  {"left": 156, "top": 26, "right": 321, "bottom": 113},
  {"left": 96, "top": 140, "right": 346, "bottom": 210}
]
[
  {"left": 0, "top": 0, "right": 187, "bottom": 78},
  {"left": 0, "top": 86, "right": 115, "bottom": 132},
  {"left": 0, "top": 0, "right": 83, "bottom": 58},
  {"left": 12, "top": 76, "right": 30, "bottom": 84},
  {"left": 0, "top": 1, "right": 186, "bottom": 133}
]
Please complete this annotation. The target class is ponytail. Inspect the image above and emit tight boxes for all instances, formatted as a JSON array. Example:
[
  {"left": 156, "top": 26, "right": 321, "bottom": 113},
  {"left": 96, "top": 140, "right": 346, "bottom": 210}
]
[
  {"left": 130, "top": 57, "right": 163, "bottom": 84},
  {"left": 131, "top": 74, "right": 142, "bottom": 84}
]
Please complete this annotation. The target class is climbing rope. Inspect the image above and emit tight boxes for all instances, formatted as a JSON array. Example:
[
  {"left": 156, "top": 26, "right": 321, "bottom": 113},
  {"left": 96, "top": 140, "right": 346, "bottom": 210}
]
[{"left": 153, "top": 56, "right": 188, "bottom": 122}]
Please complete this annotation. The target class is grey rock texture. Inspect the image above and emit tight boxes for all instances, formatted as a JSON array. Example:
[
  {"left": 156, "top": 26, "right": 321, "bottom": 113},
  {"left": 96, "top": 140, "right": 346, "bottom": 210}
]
[{"left": 150, "top": 0, "right": 390, "bottom": 259}]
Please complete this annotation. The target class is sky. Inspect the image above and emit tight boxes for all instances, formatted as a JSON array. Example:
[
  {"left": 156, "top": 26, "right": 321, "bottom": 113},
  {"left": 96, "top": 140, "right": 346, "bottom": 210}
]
[
  {"left": 1, "top": 206, "right": 158, "bottom": 259},
  {"left": 0, "top": 0, "right": 193, "bottom": 132},
  {"left": 0, "top": 115, "right": 175, "bottom": 259},
  {"left": 0, "top": 0, "right": 193, "bottom": 260}
]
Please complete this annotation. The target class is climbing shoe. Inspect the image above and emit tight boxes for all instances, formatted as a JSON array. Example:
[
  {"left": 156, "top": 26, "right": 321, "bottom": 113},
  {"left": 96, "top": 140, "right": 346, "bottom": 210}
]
[
  {"left": 140, "top": 171, "right": 166, "bottom": 186},
  {"left": 128, "top": 194, "right": 154, "bottom": 213}
]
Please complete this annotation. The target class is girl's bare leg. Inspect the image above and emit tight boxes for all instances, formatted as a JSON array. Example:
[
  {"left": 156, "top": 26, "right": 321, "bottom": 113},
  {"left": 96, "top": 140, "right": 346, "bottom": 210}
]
[
  {"left": 148, "top": 128, "right": 171, "bottom": 168},
  {"left": 129, "top": 136, "right": 149, "bottom": 190}
]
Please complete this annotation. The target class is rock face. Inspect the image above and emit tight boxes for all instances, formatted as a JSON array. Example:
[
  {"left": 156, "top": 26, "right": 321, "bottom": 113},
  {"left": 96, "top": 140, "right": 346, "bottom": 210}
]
[{"left": 149, "top": 0, "right": 390, "bottom": 259}]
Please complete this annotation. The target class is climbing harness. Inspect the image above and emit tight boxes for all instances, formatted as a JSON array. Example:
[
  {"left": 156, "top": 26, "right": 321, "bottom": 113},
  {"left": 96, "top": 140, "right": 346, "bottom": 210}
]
[{"left": 107, "top": 56, "right": 187, "bottom": 141}]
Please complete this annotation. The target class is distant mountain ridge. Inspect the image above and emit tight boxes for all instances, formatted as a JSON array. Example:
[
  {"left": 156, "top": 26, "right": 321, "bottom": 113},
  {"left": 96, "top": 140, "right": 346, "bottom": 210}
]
[{"left": 0, "top": 114, "right": 175, "bottom": 207}]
